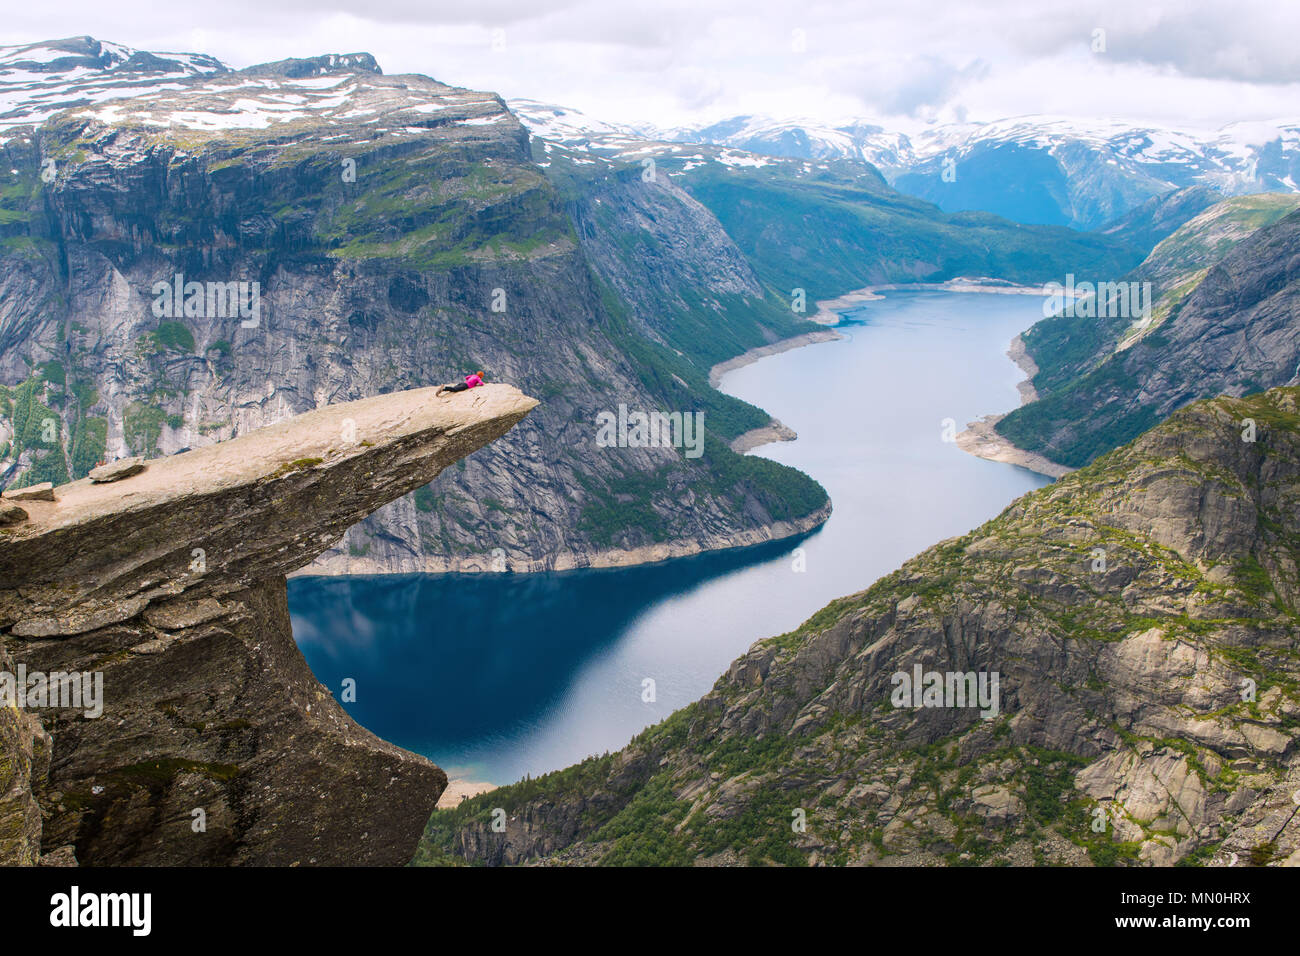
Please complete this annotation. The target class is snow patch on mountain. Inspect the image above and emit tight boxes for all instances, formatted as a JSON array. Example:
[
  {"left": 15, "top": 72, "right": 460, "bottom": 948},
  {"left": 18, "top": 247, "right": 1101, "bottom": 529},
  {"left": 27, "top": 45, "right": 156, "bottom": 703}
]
[{"left": 0, "top": 36, "right": 226, "bottom": 133}]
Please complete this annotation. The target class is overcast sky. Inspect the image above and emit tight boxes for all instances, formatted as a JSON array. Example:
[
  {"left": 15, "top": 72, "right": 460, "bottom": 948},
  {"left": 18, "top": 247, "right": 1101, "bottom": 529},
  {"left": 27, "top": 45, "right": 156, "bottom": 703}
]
[{"left": 4, "top": 1, "right": 1297, "bottom": 134}]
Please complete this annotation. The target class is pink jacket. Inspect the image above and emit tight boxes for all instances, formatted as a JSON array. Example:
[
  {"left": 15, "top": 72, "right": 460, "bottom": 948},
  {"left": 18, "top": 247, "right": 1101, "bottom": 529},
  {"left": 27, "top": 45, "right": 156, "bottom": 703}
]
[{"left": 465, "top": 373, "right": 484, "bottom": 388}]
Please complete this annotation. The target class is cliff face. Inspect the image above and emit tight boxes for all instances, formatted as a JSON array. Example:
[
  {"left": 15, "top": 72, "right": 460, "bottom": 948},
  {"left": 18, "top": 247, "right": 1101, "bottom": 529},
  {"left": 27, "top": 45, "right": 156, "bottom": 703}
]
[
  {"left": 420, "top": 388, "right": 1300, "bottom": 867},
  {"left": 0, "top": 44, "right": 830, "bottom": 575},
  {"left": 1097, "top": 185, "right": 1223, "bottom": 257},
  {"left": 0, "top": 637, "right": 49, "bottom": 864},
  {"left": 998, "top": 201, "right": 1300, "bottom": 468},
  {"left": 0, "top": 383, "right": 537, "bottom": 865}
]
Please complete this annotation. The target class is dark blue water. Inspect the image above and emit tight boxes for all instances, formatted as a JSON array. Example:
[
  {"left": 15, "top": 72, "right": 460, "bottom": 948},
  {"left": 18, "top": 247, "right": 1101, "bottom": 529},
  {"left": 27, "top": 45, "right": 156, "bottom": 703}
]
[{"left": 289, "top": 290, "right": 1052, "bottom": 785}]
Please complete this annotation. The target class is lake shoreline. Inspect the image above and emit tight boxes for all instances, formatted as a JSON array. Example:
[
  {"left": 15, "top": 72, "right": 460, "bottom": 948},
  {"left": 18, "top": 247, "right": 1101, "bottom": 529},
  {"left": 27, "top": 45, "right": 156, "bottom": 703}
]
[
  {"left": 954, "top": 333, "right": 1075, "bottom": 479},
  {"left": 707, "top": 328, "right": 843, "bottom": 387},
  {"left": 299, "top": 328, "right": 846, "bottom": 578},
  {"left": 806, "top": 279, "right": 1071, "bottom": 480},
  {"left": 297, "top": 500, "right": 833, "bottom": 576},
  {"left": 810, "top": 277, "right": 1045, "bottom": 324},
  {"left": 730, "top": 418, "right": 797, "bottom": 454}
]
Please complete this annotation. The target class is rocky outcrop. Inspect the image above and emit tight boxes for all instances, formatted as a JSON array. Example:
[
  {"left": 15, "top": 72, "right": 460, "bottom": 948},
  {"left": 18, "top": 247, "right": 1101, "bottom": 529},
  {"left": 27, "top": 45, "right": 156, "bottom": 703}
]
[
  {"left": 0, "top": 383, "right": 537, "bottom": 865},
  {"left": 419, "top": 388, "right": 1300, "bottom": 867}
]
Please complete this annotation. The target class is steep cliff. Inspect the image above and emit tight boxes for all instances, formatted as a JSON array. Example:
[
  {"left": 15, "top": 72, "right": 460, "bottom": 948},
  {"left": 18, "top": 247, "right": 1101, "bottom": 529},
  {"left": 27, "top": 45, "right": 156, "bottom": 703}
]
[
  {"left": 0, "top": 637, "right": 49, "bottom": 865},
  {"left": 1097, "top": 185, "right": 1223, "bottom": 257},
  {"left": 0, "top": 38, "right": 829, "bottom": 575},
  {"left": 419, "top": 387, "right": 1300, "bottom": 867},
  {"left": 998, "top": 201, "right": 1300, "bottom": 467},
  {"left": 0, "top": 382, "right": 536, "bottom": 865}
]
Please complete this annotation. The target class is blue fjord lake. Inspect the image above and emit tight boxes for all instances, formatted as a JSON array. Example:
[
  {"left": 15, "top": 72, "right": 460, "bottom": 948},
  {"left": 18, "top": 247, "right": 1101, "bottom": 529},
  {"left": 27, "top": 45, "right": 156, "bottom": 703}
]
[{"left": 289, "top": 290, "right": 1053, "bottom": 785}]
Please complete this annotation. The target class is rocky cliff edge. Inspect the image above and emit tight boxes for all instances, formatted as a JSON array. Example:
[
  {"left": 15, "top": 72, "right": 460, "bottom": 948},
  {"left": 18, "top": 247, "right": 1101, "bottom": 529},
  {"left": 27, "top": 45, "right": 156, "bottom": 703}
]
[{"left": 0, "top": 383, "right": 537, "bottom": 865}]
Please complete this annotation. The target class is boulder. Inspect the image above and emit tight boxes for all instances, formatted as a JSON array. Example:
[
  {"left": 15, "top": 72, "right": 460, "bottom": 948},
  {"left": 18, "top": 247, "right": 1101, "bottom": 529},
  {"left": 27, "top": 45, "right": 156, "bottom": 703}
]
[
  {"left": 1, "top": 482, "right": 54, "bottom": 502},
  {"left": 88, "top": 457, "right": 146, "bottom": 483},
  {"left": 0, "top": 504, "right": 27, "bottom": 526}
]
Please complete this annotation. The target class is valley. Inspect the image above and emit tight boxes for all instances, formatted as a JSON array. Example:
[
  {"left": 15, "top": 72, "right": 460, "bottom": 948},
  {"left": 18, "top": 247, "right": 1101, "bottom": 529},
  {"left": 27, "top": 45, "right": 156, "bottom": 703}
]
[
  {"left": 294, "top": 290, "right": 1050, "bottom": 789},
  {"left": 0, "top": 28, "right": 1297, "bottom": 875}
]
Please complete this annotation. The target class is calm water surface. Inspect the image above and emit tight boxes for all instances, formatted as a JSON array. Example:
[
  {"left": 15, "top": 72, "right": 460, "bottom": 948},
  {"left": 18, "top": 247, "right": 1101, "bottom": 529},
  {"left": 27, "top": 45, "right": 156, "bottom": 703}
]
[{"left": 289, "top": 291, "right": 1052, "bottom": 784}]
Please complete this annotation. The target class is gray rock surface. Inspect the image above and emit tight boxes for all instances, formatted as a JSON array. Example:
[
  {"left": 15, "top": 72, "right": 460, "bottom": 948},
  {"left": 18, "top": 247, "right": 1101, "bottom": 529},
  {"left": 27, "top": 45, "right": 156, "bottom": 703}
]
[
  {"left": 998, "top": 202, "right": 1300, "bottom": 467},
  {"left": 0, "top": 383, "right": 537, "bottom": 865},
  {"left": 1, "top": 481, "right": 54, "bottom": 501},
  {"left": 87, "top": 458, "right": 144, "bottom": 483}
]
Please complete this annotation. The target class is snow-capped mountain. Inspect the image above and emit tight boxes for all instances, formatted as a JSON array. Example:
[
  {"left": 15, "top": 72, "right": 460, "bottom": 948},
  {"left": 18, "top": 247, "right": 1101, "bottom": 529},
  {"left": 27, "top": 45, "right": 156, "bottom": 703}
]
[
  {"left": 655, "top": 114, "right": 915, "bottom": 171},
  {"left": 508, "top": 97, "right": 856, "bottom": 187},
  {"left": 0, "top": 35, "right": 479, "bottom": 159},
  {"left": 506, "top": 98, "right": 649, "bottom": 155},
  {"left": 911, "top": 115, "right": 1300, "bottom": 183},
  {"left": 651, "top": 112, "right": 1300, "bottom": 229},
  {"left": 897, "top": 115, "right": 1300, "bottom": 228},
  {"left": 0, "top": 35, "right": 227, "bottom": 133},
  {"left": 507, "top": 98, "right": 885, "bottom": 189},
  {"left": 8, "top": 37, "right": 1295, "bottom": 232}
]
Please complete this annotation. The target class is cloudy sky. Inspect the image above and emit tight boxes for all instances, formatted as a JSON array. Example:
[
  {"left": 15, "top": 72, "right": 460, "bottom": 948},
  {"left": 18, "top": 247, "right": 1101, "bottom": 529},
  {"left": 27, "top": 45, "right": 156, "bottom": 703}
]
[{"left": 3, "top": 0, "right": 1297, "bottom": 134}]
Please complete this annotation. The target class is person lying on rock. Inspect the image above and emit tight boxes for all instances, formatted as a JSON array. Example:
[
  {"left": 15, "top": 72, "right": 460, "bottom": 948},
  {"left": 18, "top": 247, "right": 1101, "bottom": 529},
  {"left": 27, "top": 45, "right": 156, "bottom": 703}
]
[{"left": 436, "top": 370, "right": 486, "bottom": 396}]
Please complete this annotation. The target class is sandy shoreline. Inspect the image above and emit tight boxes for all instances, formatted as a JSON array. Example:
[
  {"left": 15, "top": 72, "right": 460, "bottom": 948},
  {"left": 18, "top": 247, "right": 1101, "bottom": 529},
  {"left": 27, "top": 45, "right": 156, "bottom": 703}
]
[
  {"left": 706, "top": 328, "right": 843, "bottom": 457},
  {"left": 954, "top": 333, "right": 1074, "bottom": 479},
  {"left": 730, "top": 419, "right": 797, "bottom": 454},
  {"left": 436, "top": 778, "right": 498, "bottom": 809},
  {"left": 707, "top": 328, "right": 842, "bottom": 387},
  {"left": 955, "top": 415, "right": 1073, "bottom": 479},
  {"left": 1007, "top": 334, "right": 1041, "bottom": 404},
  {"left": 811, "top": 277, "right": 1045, "bottom": 324}
]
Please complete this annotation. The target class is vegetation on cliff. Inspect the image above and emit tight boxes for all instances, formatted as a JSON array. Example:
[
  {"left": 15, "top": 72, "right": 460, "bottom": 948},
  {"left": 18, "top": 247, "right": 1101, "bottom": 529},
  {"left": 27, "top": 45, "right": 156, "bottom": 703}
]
[{"left": 997, "top": 198, "right": 1300, "bottom": 468}]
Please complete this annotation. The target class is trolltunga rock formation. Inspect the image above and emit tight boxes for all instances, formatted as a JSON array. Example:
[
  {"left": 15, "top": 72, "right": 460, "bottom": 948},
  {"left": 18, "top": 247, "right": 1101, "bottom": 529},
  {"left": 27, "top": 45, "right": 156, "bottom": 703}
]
[{"left": 0, "top": 383, "right": 537, "bottom": 865}]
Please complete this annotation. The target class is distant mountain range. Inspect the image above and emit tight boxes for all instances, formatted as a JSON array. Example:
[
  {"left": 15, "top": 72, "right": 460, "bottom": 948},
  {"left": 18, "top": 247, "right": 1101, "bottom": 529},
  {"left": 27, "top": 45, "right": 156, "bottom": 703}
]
[
  {"left": 509, "top": 98, "right": 1141, "bottom": 303},
  {"left": 4, "top": 36, "right": 1294, "bottom": 234},
  {"left": 512, "top": 100, "right": 1300, "bottom": 231}
]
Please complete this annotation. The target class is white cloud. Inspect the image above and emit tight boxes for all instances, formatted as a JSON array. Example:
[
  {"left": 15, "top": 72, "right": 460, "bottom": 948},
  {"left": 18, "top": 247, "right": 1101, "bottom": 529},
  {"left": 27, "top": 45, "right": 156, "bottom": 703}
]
[{"left": 0, "top": 0, "right": 1293, "bottom": 133}]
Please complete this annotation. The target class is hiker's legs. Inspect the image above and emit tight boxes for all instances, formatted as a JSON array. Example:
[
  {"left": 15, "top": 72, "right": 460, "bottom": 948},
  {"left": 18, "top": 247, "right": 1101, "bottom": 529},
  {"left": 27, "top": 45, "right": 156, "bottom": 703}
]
[{"left": 440, "top": 382, "right": 470, "bottom": 394}]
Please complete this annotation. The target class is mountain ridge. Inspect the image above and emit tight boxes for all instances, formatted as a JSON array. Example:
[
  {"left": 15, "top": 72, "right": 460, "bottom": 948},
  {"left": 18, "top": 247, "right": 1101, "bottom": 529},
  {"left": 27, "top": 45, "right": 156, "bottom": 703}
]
[
  {"left": 516, "top": 99, "right": 1300, "bottom": 230},
  {"left": 996, "top": 198, "right": 1300, "bottom": 468}
]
